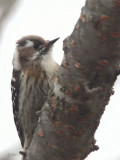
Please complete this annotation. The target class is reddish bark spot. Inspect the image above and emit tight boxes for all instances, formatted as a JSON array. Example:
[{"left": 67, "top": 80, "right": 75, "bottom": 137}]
[
  {"left": 74, "top": 62, "right": 82, "bottom": 68},
  {"left": 52, "top": 96, "right": 56, "bottom": 101},
  {"left": 55, "top": 121, "right": 62, "bottom": 127},
  {"left": 72, "top": 155, "right": 78, "bottom": 159},
  {"left": 56, "top": 130, "right": 63, "bottom": 135},
  {"left": 99, "top": 60, "right": 109, "bottom": 66},
  {"left": 48, "top": 142, "right": 51, "bottom": 146},
  {"left": 72, "top": 135, "right": 77, "bottom": 139},
  {"left": 48, "top": 142, "right": 57, "bottom": 149},
  {"left": 65, "top": 90, "right": 70, "bottom": 95},
  {"left": 106, "top": 101, "right": 109, "bottom": 105},
  {"left": 89, "top": 1, "right": 98, "bottom": 9},
  {"left": 86, "top": 140, "right": 89, "bottom": 144},
  {"left": 101, "top": 15, "right": 110, "bottom": 21},
  {"left": 101, "top": 34, "right": 108, "bottom": 40},
  {"left": 76, "top": 129, "right": 82, "bottom": 135},
  {"left": 55, "top": 77, "right": 60, "bottom": 83},
  {"left": 112, "top": 32, "right": 120, "bottom": 37},
  {"left": 51, "top": 103, "right": 55, "bottom": 108},
  {"left": 91, "top": 113, "right": 96, "bottom": 118},
  {"left": 116, "top": 65, "right": 120, "bottom": 69},
  {"left": 102, "top": 96, "right": 105, "bottom": 100},
  {"left": 81, "top": 118, "right": 86, "bottom": 122},
  {"left": 70, "top": 106, "right": 78, "bottom": 112},
  {"left": 70, "top": 40, "right": 76, "bottom": 47},
  {"left": 76, "top": 25, "right": 80, "bottom": 30},
  {"left": 80, "top": 15, "right": 86, "bottom": 23},
  {"left": 114, "top": 0, "right": 120, "bottom": 5},
  {"left": 104, "top": 87, "right": 107, "bottom": 92},
  {"left": 89, "top": 124, "right": 94, "bottom": 129},
  {"left": 114, "top": 55, "right": 119, "bottom": 60},
  {"left": 38, "top": 130, "right": 44, "bottom": 137},
  {"left": 94, "top": 20, "right": 102, "bottom": 29},
  {"left": 67, "top": 125, "right": 74, "bottom": 130},
  {"left": 74, "top": 85, "right": 80, "bottom": 92},
  {"left": 96, "top": 66, "right": 102, "bottom": 71},
  {"left": 80, "top": 14, "right": 82, "bottom": 19},
  {"left": 62, "top": 62, "right": 68, "bottom": 68},
  {"left": 83, "top": 156, "right": 88, "bottom": 160}
]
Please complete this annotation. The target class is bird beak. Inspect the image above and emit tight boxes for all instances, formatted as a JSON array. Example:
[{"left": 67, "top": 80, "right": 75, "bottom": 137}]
[
  {"left": 39, "top": 37, "right": 60, "bottom": 55},
  {"left": 49, "top": 37, "right": 60, "bottom": 45}
]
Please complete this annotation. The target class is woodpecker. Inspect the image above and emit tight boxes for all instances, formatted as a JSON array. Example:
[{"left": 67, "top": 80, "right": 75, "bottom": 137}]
[{"left": 11, "top": 35, "right": 59, "bottom": 155}]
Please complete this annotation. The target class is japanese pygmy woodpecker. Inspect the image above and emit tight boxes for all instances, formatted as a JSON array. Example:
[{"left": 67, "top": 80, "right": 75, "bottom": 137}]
[{"left": 11, "top": 35, "right": 59, "bottom": 156}]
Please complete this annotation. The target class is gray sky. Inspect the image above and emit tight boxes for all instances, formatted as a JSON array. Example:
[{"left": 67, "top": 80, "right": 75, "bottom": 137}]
[{"left": 0, "top": 0, "right": 120, "bottom": 160}]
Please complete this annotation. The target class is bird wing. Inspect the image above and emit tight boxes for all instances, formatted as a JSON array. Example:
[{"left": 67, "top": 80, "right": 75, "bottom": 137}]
[{"left": 11, "top": 69, "right": 24, "bottom": 147}]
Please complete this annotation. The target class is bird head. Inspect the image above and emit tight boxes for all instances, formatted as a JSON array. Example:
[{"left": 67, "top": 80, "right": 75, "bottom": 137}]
[{"left": 13, "top": 35, "right": 59, "bottom": 73}]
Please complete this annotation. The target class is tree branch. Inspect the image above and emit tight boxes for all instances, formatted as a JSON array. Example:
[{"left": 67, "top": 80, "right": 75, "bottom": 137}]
[{"left": 25, "top": 0, "right": 120, "bottom": 159}]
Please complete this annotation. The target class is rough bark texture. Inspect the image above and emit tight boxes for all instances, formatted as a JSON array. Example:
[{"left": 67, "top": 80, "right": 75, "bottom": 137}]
[{"left": 25, "top": 0, "right": 120, "bottom": 160}]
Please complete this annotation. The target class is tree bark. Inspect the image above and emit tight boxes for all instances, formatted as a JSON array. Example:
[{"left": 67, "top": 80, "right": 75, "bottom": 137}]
[{"left": 25, "top": 0, "right": 120, "bottom": 159}]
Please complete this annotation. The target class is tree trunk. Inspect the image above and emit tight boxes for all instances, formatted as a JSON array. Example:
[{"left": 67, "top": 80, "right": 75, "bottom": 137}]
[{"left": 25, "top": 0, "right": 120, "bottom": 159}]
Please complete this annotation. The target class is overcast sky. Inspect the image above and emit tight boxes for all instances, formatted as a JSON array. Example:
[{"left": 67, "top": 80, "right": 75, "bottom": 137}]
[{"left": 0, "top": 0, "right": 120, "bottom": 160}]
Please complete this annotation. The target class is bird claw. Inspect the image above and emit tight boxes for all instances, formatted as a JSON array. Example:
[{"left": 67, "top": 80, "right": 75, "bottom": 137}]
[
  {"left": 36, "top": 106, "right": 45, "bottom": 116},
  {"left": 36, "top": 110, "right": 42, "bottom": 116},
  {"left": 19, "top": 151, "right": 26, "bottom": 160}
]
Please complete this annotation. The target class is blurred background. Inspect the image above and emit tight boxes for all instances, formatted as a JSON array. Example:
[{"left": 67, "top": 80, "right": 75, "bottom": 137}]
[{"left": 0, "top": 0, "right": 120, "bottom": 160}]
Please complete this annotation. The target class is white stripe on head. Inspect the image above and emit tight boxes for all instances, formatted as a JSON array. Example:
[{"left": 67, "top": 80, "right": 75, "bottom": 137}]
[{"left": 24, "top": 40, "right": 34, "bottom": 47}]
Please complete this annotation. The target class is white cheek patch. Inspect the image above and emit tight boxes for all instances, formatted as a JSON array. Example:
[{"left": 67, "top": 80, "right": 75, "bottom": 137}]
[
  {"left": 12, "top": 49, "right": 21, "bottom": 70},
  {"left": 13, "top": 40, "right": 34, "bottom": 70},
  {"left": 17, "top": 40, "right": 34, "bottom": 49},
  {"left": 41, "top": 47, "right": 57, "bottom": 75}
]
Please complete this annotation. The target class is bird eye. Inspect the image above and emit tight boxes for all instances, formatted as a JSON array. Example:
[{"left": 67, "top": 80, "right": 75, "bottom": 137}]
[{"left": 33, "top": 42, "right": 40, "bottom": 50}]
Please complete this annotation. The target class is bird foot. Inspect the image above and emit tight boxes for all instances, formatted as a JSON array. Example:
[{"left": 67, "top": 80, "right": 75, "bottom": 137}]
[{"left": 19, "top": 151, "right": 26, "bottom": 160}]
